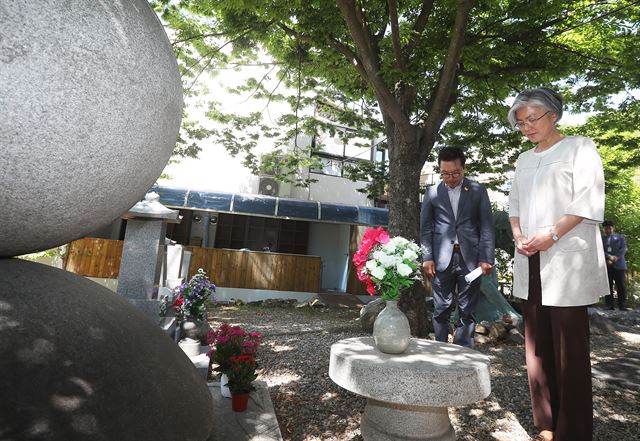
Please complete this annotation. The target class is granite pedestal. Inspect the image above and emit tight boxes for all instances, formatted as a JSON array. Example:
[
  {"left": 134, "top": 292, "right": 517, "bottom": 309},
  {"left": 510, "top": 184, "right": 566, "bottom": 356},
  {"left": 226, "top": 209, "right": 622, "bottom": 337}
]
[{"left": 329, "top": 337, "right": 491, "bottom": 441}]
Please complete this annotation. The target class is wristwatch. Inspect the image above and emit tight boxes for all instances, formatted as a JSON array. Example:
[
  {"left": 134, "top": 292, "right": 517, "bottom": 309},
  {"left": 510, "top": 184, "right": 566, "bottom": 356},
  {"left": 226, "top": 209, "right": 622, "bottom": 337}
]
[{"left": 549, "top": 229, "right": 559, "bottom": 242}]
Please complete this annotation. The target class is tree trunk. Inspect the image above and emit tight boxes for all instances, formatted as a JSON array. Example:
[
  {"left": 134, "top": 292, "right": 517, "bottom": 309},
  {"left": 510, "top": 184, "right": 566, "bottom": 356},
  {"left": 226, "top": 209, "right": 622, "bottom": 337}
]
[{"left": 386, "top": 124, "right": 430, "bottom": 337}]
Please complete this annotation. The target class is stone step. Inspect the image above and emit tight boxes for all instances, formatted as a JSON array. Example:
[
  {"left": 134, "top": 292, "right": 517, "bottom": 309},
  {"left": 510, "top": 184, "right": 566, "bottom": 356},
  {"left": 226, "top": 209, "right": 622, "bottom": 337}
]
[{"left": 208, "top": 381, "right": 283, "bottom": 441}]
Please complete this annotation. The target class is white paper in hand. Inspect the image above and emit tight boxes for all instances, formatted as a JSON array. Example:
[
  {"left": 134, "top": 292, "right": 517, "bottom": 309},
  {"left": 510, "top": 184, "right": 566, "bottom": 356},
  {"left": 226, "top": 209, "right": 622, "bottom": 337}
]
[{"left": 464, "top": 266, "right": 483, "bottom": 283}]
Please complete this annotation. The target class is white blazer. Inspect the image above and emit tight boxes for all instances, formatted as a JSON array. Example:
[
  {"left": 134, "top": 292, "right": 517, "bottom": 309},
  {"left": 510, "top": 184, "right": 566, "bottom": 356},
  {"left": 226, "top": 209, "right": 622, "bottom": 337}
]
[{"left": 508, "top": 136, "right": 609, "bottom": 306}]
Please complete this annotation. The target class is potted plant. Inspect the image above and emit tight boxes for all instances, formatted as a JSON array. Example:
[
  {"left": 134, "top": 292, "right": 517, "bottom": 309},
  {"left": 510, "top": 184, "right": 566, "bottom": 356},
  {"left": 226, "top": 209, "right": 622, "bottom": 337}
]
[
  {"left": 173, "top": 268, "right": 217, "bottom": 344},
  {"left": 207, "top": 323, "right": 262, "bottom": 397},
  {"left": 353, "top": 227, "right": 422, "bottom": 354},
  {"left": 226, "top": 354, "right": 259, "bottom": 412}
]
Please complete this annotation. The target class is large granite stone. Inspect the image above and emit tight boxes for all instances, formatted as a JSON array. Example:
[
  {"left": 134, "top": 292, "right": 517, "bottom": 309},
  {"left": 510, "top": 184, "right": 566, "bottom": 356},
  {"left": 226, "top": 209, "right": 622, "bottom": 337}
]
[
  {"left": 329, "top": 337, "right": 491, "bottom": 440},
  {"left": 0, "top": 0, "right": 183, "bottom": 257},
  {"left": 330, "top": 337, "right": 490, "bottom": 407},
  {"left": 0, "top": 259, "right": 213, "bottom": 441}
]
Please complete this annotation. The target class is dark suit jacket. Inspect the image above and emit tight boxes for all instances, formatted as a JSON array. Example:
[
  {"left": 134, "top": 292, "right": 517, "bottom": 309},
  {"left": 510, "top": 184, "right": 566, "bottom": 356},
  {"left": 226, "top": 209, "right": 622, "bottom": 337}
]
[
  {"left": 602, "top": 233, "right": 628, "bottom": 270},
  {"left": 420, "top": 178, "right": 495, "bottom": 272}
]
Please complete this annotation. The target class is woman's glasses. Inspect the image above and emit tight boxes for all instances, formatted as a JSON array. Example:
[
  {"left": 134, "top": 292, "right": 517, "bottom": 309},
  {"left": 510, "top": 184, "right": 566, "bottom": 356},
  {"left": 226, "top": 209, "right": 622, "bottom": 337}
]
[{"left": 514, "top": 111, "right": 550, "bottom": 130}]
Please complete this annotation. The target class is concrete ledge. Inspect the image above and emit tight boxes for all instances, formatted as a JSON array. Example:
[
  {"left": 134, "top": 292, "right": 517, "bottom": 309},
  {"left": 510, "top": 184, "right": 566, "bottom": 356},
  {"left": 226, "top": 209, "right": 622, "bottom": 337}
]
[{"left": 208, "top": 381, "right": 283, "bottom": 441}]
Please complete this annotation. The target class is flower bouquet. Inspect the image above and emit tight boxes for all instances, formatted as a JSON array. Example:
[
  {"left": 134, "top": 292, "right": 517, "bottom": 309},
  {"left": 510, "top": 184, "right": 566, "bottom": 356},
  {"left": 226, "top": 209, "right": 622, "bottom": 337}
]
[
  {"left": 353, "top": 227, "right": 422, "bottom": 300},
  {"left": 172, "top": 268, "right": 216, "bottom": 321},
  {"left": 207, "top": 323, "right": 263, "bottom": 374},
  {"left": 226, "top": 354, "right": 259, "bottom": 411},
  {"left": 226, "top": 354, "right": 259, "bottom": 394}
]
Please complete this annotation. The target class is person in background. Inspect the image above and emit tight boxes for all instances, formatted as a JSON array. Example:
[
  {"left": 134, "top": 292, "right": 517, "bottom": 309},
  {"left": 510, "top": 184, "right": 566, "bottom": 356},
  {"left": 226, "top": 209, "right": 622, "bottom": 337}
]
[
  {"left": 602, "top": 220, "right": 629, "bottom": 310},
  {"left": 420, "top": 146, "right": 495, "bottom": 348},
  {"left": 507, "top": 87, "right": 609, "bottom": 441}
]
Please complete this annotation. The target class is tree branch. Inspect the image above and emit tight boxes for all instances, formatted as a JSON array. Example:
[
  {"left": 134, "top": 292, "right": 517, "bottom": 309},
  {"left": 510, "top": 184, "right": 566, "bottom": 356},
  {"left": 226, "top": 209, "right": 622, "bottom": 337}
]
[
  {"left": 461, "top": 63, "right": 547, "bottom": 80},
  {"left": 404, "top": 0, "right": 435, "bottom": 55},
  {"left": 423, "top": 0, "right": 475, "bottom": 142},
  {"left": 172, "top": 31, "right": 236, "bottom": 46},
  {"left": 336, "top": 0, "right": 411, "bottom": 133},
  {"left": 388, "top": 0, "right": 405, "bottom": 69},
  {"left": 545, "top": 42, "right": 624, "bottom": 68},
  {"left": 374, "top": 3, "right": 390, "bottom": 41}
]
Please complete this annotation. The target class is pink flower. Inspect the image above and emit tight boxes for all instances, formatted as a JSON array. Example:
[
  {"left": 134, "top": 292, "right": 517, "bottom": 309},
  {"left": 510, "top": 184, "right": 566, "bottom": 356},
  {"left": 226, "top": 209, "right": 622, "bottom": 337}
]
[
  {"left": 353, "top": 227, "right": 390, "bottom": 270},
  {"left": 365, "top": 279, "right": 376, "bottom": 295}
]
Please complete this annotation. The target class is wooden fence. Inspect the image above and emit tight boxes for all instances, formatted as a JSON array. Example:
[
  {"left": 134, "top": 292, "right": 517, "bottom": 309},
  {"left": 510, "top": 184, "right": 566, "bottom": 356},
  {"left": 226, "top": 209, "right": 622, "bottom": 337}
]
[
  {"left": 64, "top": 237, "right": 123, "bottom": 278},
  {"left": 64, "top": 238, "right": 321, "bottom": 293}
]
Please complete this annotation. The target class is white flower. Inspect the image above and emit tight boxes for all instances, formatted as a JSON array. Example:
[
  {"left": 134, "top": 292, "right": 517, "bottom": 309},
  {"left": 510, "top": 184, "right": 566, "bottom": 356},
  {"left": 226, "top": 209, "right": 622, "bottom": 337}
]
[
  {"left": 370, "top": 265, "right": 386, "bottom": 280},
  {"left": 396, "top": 263, "right": 413, "bottom": 277},
  {"left": 377, "top": 252, "right": 400, "bottom": 268},
  {"left": 390, "top": 236, "right": 409, "bottom": 247},
  {"left": 381, "top": 242, "right": 396, "bottom": 254},
  {"left": 402, "top": 249, "right": 418, "bottom": 261},
  {"left": 365, "top": 260, "right": 379, "bottom": 271}
]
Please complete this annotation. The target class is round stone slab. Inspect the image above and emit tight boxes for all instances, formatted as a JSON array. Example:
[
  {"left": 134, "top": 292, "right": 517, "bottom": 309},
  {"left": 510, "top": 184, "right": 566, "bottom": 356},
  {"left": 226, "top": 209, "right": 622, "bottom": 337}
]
[
  {"left": 0, "top": 258, "right": 213, "bottom": 440},
  {"left": 329, "top": 336, "right": 491, "bottom": 407},
  {"left": 0, "top": 0, "right": 183, "bottom": 257}
]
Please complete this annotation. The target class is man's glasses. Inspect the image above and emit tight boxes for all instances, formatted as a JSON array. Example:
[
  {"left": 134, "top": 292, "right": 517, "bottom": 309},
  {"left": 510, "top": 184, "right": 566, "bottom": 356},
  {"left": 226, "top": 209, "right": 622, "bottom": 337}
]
[
  {"left": 440, "top": 170, "right": 462, "bottom": 179},
  {"left": 514, "top": 111, "right": 550, "bottom": 130}
]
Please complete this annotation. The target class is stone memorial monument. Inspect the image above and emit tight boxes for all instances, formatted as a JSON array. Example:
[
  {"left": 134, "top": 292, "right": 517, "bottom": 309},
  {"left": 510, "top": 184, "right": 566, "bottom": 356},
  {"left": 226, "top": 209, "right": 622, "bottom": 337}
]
[
  {"left": 117, "top": 192, "right": 180, "bottom": 321},
  {"left": 0, "top": 1, "right": 214, "bottom": 440}
]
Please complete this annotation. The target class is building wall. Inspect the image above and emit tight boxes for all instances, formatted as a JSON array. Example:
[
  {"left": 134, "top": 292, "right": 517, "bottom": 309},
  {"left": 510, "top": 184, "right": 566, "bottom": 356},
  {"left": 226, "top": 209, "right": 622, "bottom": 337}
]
[
  {"left": 290, "top": 173, "right": 372, "bottom": 206},
  {"left": 308, "top": 222, "right": 351, "bottom": 292}
]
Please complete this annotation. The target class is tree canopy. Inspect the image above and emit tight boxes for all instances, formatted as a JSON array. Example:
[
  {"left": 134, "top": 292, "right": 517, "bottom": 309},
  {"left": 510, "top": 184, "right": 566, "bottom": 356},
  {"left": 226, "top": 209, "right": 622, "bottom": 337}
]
[{"left": 152, "top": 0, "right": 640, "bottom": 333}]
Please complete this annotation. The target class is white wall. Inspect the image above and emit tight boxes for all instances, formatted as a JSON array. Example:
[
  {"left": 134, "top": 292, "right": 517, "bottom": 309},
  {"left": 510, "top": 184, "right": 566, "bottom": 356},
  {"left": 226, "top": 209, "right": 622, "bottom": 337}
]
[
  {"left": 289, "top": 173, "right": 373, "bottom": 206},
  {"left": 307, "top": 222, "right": 351, "bottom": 291}
]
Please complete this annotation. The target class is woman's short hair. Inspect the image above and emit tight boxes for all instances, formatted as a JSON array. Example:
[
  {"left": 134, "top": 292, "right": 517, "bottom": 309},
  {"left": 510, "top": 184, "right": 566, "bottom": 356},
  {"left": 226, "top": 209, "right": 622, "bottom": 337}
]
[
  {"left": 507, "top": 87, "right": 564, "bottom": 127},
  {"left": 438, "top": 146, "right": 466, "bottom": 167}
]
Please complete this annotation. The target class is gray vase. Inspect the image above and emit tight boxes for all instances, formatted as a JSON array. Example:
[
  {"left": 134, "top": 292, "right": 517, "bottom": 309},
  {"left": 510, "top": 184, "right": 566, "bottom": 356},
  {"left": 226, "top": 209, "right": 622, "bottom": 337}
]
[
  {"left": 373, "top": 301, "right": 411, "bottom": 354},
  {"left": 181, "top": 318, "right": 210, "bottom": 345}
]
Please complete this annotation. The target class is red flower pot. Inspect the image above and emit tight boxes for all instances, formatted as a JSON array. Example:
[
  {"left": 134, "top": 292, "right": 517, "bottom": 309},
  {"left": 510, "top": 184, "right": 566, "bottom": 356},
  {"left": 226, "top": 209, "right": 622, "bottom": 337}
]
[{"left": 231, "top": 392, "right": 250, "bottom": 412}]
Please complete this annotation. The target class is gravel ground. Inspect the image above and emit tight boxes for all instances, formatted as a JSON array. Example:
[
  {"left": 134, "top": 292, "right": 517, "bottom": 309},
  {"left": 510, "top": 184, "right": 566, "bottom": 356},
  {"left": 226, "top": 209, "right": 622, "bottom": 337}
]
[{"left": 207, "top": 304, "right": 639, "bottom": 441}]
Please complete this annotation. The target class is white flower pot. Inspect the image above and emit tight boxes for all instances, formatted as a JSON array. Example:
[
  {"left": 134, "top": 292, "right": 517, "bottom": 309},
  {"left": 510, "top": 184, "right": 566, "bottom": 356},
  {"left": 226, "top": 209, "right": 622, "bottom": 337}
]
[
  {"left": 178, "top": 338, "right": 201, "bottom": 357},
  {"left": 220, "top": 373, "right": 232, "bottom": 398}
]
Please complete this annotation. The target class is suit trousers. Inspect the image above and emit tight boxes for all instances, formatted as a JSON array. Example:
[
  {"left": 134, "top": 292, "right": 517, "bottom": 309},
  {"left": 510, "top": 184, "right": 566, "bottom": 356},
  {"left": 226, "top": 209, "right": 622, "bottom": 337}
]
[
  {"left": 523, "top": 253, "right": 592, "bottom": 441},
  {"left": 431, "top": 249, "right": 481, "bottom": 348},
  {"left": 606, "top": 266, "right": 627, "bottom": 310}
]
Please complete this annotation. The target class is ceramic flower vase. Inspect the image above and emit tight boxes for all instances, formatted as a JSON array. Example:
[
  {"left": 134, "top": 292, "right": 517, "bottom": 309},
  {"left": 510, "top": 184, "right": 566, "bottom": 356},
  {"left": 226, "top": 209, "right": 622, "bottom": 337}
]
[
  {"left": 220, "top": 373, "right": 232, "bottom": 398},
  {"left": 372, "top": 300, "right": 411, "bottom": 354},
  {"left": 231, "top": 392, "right": 250, "bottom": 412},
  {"left": 181, "top": 317, "right": 210, "bottom": 345}
]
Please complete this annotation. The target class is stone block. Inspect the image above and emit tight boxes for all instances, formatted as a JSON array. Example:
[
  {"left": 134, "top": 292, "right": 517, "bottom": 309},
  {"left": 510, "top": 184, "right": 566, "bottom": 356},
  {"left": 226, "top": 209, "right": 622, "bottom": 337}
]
[
  {"left": 505, "top": 328, "right": 525, "bottom": 345},
  {"left": 208, "top": 381, "right": 283, "bottom": 441},
  {"left": 329, "top": 337, "right": 491, "bottom": 441},
  {"left": 0, "top": 259, "right": 213, "bottom": 441},
  {"left": 488, "top": 321, "right": 508, "bottom": 341},
  {"left": 0, "top": 0, "right": 183, "bottom": 257},
  {"left": 117, "top": 219, "right": 166, "bottom": 300},
  {"left": 329, "top": 337, "right": 491, "bottom": 407}
]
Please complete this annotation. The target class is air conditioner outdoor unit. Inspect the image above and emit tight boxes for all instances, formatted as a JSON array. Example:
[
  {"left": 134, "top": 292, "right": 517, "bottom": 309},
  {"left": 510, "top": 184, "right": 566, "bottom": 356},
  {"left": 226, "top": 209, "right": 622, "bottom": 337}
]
[
  {"left": 258, "top": 176, "right": 292, "bottom": 198},
  {"left": 258, "top": 177, "right": 279, "bottom": 197}
]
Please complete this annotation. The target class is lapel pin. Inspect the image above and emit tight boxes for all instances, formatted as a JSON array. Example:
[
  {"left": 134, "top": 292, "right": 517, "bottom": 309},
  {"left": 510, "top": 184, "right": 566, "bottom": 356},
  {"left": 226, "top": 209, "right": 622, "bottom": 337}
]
[{"left": 464, "top": 186, "right": 469, "bottom": 192}]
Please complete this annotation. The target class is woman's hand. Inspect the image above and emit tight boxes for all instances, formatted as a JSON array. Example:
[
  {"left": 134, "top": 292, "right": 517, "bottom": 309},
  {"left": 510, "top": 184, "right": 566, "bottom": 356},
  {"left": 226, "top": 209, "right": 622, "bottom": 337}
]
[
  {"left": 522, "top": 233, "right": 555, "bottom": 252},
  {"left": 514, "top": 235, "right": 535, "bottom": 256}
]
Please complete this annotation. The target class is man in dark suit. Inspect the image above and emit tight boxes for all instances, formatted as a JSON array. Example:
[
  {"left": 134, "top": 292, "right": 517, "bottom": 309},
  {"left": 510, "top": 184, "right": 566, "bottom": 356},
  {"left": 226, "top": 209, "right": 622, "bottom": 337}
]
[
  {"left": 420, "top": 147, "right": 495, "bottom": 348},
  {"left": 602, "top": 220, "right": 629, "bottom": 310}
]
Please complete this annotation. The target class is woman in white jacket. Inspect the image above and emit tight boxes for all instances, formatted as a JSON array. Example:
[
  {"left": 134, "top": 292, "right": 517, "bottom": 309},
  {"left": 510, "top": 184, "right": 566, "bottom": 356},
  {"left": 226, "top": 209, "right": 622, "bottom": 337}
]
[{"left": 507, "top": 87, "right": 608, "bottom": 441}]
